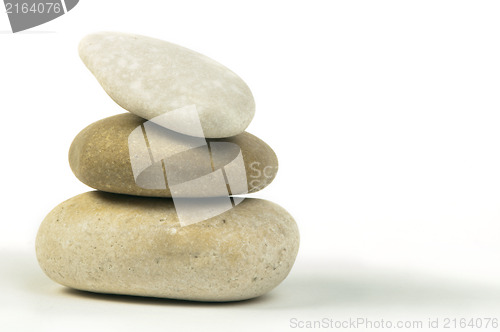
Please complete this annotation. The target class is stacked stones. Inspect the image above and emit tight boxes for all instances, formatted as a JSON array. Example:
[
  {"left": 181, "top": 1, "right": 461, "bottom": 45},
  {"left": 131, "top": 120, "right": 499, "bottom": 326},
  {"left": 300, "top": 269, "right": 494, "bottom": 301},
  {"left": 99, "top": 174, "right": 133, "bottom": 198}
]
[{"left": 36, "top": 32, "right": 299, "bottom": 302}]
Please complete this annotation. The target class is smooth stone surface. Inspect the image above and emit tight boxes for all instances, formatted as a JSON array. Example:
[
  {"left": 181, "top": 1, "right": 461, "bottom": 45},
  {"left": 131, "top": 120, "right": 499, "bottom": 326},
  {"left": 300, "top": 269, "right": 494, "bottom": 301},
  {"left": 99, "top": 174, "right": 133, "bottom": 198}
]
[
  {"left": 36, "top": 191, "right": 300, "bottom": 302},
  {"left": 79, "top": 32, "right": 255, "bottom": 138},
  {"left": 69, "top": 113, "right": 278, "bottom": 197}
]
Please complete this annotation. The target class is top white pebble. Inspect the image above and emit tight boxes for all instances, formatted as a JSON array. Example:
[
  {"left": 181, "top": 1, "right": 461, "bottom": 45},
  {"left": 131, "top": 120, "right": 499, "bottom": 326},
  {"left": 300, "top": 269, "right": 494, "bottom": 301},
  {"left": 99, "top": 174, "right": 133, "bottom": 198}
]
[{"left": 79, "top": 32, "right": 255, "bottom": 138}]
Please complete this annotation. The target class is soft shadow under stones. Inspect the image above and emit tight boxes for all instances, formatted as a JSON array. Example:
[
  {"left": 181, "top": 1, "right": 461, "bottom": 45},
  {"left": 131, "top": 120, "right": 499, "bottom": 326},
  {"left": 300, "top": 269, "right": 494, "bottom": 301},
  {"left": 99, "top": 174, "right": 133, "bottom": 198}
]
[
  {"left": 60, "top": 287, "right": 274, "bottom": 307},
  {"left": 60, "top": 272, "right": 500, "bottom": 310}
]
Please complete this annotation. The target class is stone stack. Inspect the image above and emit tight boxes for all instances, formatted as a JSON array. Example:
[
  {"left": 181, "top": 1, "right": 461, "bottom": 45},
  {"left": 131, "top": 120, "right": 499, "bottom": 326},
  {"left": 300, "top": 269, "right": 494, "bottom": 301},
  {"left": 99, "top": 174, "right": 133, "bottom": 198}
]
[{"left": 36, "top": 32, "right": 299, "bottom": 302}]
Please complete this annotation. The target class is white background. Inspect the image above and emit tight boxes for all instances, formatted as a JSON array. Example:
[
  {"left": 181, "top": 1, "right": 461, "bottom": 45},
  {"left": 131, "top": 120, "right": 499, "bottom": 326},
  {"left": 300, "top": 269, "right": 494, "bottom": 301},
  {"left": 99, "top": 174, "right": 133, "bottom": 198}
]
[{"left": 2, "top": 1, "right": 500, "bottom": 331}]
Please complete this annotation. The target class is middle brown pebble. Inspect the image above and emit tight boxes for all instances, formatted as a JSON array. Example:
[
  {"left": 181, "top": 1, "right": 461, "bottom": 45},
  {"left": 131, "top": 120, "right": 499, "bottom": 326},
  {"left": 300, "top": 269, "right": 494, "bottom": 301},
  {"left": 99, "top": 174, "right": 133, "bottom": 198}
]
[{"left": 69, "top": 113, "right": 279, "bottom": 197}]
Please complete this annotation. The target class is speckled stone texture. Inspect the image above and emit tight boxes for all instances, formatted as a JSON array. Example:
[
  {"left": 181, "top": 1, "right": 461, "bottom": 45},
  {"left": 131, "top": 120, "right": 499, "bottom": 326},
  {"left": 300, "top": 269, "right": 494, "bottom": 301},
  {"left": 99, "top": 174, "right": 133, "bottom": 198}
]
[
  {"left": 79, "top": 32, "right": 255, "bottom": 138},
  {"left": 36, "top": 191, "right": 299, "bottom": 302},
  {"left": 69, "top": 113, "right": 278, "bottom": 197}
]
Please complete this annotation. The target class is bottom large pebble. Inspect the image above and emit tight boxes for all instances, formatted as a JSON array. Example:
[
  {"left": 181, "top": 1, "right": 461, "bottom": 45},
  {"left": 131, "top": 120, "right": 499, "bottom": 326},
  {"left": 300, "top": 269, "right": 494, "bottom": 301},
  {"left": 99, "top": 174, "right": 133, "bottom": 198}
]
[{"left": 36, "top": 191, "right": 299, "bottom": 302}]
